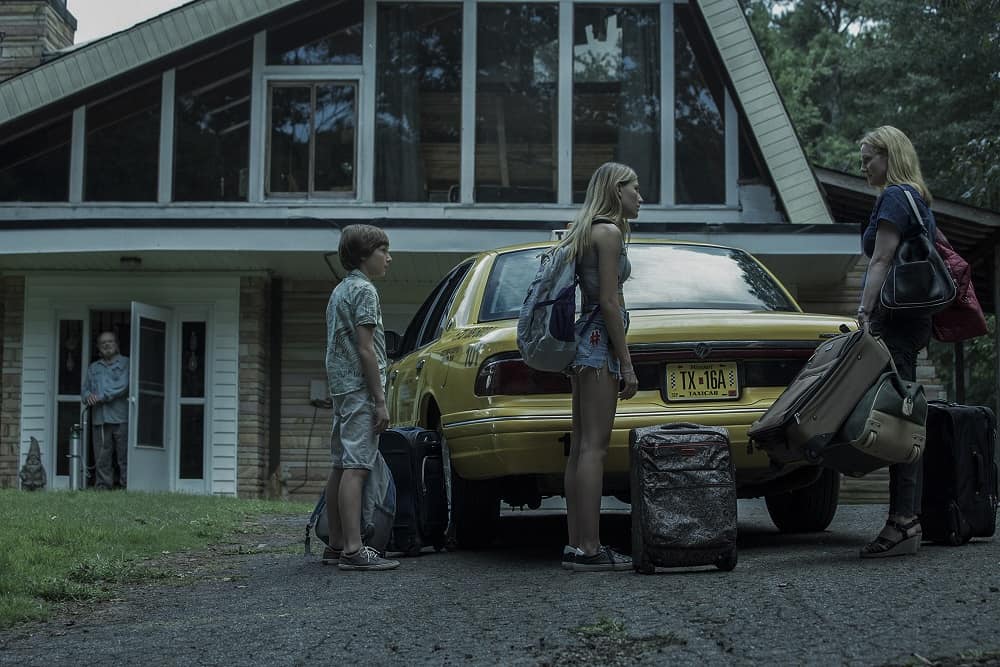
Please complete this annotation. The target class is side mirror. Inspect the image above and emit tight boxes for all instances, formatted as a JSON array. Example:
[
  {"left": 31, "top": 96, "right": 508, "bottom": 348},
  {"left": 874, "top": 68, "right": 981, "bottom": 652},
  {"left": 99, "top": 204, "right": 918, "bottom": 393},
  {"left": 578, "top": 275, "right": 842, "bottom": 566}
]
[{"left": 385, "top": 330, "right": 401, "bottom": 359}]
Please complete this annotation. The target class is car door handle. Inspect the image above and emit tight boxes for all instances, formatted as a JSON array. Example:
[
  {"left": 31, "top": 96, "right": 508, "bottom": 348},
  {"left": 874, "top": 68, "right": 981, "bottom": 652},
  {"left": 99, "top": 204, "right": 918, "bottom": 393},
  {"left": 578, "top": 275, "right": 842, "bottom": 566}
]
[{"left": 416, "top": 359, "right": 426, "bottom": 373}]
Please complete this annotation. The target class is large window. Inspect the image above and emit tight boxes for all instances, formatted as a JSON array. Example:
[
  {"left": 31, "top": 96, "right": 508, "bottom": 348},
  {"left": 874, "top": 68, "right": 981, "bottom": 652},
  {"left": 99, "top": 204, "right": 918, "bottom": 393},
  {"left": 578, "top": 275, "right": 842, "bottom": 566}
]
[
  {"left": 266, "top": 0, "right": 362, "bottom": 65},
  {"left": 573, "top": 6, "right": 660, "bottom": 203},
  {"left": 0, "top": 116, "right": 71, "bottom": 201},
  {"left": 375, "top": 3, "right": 463, "bottom": 202},
  {"left": 84, "top": 80, "right": 161, "bottom": 202},
  {"left": 267, "top": 82, "right": 357, "bottom": 197},
  {"left": 675, "top": 3, "right": 725, "bottom": 204},
  {"left": 475, "top": 4, "right": 559, "bottom": 203},
  {"left": 173, "top": 42, "right": 252, "bottom": 201}
]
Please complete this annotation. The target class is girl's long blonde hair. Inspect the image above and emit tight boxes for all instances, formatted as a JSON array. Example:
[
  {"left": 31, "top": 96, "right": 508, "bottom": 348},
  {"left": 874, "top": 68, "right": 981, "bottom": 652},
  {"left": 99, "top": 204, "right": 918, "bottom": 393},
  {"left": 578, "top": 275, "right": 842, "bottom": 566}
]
[
  {"left": 860, "top": 125, "right": 933, "bottom": 203},
  {"left": 557, "top": 162, "right": 637, "bottom": 260}
]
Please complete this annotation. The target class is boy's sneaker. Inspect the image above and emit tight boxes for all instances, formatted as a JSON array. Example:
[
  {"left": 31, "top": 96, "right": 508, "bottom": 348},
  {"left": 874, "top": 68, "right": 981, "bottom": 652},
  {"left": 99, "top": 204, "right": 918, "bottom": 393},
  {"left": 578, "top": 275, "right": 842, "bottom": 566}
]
[
  {"left": 561, "top": 545, "right": 583, "bottom": 570},
  {"left": 338, "top": 546, "right": 400, "bottom": 571},
  {"left": 320, "top": 546, "right": 341, "bottom": 565},
  {"left": 572, "top": 546, "right": 632, "bottom": 572}
]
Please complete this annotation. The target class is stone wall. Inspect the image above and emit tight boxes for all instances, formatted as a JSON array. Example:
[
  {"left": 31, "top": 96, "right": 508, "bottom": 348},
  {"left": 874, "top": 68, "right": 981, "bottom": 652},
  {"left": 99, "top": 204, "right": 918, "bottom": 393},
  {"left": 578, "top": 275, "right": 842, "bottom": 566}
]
[
  {"left": 237, "top": 276, "right": 271, "bottom": 498},
  {"left": 0, "top": 1, "right": 77, "bottom": 82},
  {"left": 0, "top": 276, "right": 24, "bottom": 488}
]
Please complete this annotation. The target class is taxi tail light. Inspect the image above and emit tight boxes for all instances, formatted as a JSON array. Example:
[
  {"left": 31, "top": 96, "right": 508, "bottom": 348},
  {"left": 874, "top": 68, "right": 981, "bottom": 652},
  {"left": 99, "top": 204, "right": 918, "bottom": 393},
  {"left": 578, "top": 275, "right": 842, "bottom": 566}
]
[{"left": 475, "top": 355, "right": 571, "bottom": 396}]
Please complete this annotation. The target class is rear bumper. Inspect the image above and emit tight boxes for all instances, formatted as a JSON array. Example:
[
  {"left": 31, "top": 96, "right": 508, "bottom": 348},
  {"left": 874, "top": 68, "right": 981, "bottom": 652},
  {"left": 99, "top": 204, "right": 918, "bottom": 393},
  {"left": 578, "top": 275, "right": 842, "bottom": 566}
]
[{"left": 442, "top": 401, "right": 800, "bottom": 487}]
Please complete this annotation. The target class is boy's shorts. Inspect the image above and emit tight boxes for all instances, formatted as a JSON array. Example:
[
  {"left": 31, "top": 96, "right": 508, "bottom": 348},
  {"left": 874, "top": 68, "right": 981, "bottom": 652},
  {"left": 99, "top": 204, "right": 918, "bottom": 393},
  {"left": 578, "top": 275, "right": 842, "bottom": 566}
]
[{"left": 330, "top": 388, "right": 378, "bottom": 471}]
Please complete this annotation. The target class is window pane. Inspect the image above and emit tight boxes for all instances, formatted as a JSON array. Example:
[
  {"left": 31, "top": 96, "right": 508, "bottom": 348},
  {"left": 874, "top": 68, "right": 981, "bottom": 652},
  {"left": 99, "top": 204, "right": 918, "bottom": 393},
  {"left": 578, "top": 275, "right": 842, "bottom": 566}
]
[
  {"left": 573, "top": 6, "right": 660, "bottom": 203},
  {"left": 476, "top": 4, "right": 558, "bottom": 203},
  {"left": 675, "top": 4, "right": 725, "bottom": 204},
  {"left": 314, "top": 83, "right": 356, "bottom": 194},
  {"left": 182, "top": 322, "right": 206, "bottom": 398},
  {"left": 84, "top": 80, "right": 161, "bottom": 201},
  {"left": 137, "top": 317, "right": 166, "bottom": 449},
  {"left": 174, "top": 42, "right": 252, "bottom": 201},
  {"left": 266, "top": 0, "right": 362, "bottom": 65},
  {"left": 180, "top": 405, "right": 204, "bottom": 479},
  {"left": 268, "top": 85, "right": 312, "bottom": 194},
  {"left": 375, "top": 4, "right": 463, "bottom": 202},
  {"left": 0, "top": 117, "right": 71, "bottom": 201},
  {"left": 58, "top": 320, "right": 83, "bottom": 395}
]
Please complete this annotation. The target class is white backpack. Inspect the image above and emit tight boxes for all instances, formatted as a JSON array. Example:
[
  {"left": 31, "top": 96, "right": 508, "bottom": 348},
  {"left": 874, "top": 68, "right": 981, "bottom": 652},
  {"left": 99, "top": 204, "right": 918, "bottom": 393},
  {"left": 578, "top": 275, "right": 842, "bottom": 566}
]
[{"left": 517, "top": 245, "right": 594, "bottom": 373}]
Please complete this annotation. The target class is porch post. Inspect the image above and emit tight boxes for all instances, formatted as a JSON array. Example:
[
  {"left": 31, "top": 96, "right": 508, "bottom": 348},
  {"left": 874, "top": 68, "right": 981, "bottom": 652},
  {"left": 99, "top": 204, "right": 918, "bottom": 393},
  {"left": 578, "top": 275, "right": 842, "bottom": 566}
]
[
  {"left": 953, "top": 342, "right": 965, "bottom": 404},
  {"left": 994, "top": 245, "right": 1000, "bottom": 418}
]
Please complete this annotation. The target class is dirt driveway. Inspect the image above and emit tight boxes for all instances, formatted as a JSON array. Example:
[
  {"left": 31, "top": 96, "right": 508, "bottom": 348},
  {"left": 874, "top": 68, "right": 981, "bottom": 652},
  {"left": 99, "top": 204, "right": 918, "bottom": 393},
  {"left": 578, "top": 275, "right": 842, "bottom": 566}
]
[{"left": 2, "top": 501, "right": 999, "bottom": 666}]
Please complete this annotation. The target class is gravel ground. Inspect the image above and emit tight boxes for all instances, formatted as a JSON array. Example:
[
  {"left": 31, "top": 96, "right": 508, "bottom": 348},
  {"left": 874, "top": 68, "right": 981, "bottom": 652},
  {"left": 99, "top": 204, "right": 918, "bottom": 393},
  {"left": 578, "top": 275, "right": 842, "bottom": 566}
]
[{"left": 1, "top": 500, "right": 998, "bottom": 666}]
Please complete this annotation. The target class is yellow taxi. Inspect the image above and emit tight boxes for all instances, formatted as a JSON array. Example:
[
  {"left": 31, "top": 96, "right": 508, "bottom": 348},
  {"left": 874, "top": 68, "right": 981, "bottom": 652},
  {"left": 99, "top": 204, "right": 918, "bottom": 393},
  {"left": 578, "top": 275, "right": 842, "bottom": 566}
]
[{"left": 386, "top": 240, "right": 853, "bottom": 548}]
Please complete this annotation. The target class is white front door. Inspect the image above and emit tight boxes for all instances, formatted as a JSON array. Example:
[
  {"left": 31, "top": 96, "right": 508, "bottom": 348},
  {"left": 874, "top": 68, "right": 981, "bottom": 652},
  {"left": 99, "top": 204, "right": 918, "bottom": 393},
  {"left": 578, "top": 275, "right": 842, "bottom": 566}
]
[{"left": 127, "top": 302, "right": 174, "bottom": 492}]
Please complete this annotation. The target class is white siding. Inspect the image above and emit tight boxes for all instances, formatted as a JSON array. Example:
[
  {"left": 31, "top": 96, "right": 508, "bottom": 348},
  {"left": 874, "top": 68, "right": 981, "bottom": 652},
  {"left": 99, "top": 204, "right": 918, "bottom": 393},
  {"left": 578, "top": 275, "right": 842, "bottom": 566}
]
[{"left": 19, "top": 273, "right": 241, "bottom": 495}]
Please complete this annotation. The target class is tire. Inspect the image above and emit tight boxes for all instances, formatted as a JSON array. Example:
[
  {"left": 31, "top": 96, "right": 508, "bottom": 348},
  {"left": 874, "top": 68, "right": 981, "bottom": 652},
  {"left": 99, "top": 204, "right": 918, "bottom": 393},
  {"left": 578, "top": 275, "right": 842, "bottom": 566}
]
[
  {"left": 450, "top": 470, "right": 501, "bottom": 549},
  {"left": 765, "top": 467, "right": 840, "bottom": 533},
  {"left": 716, "top": 550, "right": 738, "bottom": 572}
]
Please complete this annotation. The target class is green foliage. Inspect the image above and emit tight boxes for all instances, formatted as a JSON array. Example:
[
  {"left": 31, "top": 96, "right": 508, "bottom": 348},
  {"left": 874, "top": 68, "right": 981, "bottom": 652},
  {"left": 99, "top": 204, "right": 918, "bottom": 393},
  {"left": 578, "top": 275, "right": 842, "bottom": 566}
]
[
  {"left": 928, "top": 315, "right": 997, "bottom": 408},
  {"left": 0, "top": 491, "right": 307, "bottom": 629},
  {"left": 742, "top": 0, "right": 1000, "bottom": 208}
]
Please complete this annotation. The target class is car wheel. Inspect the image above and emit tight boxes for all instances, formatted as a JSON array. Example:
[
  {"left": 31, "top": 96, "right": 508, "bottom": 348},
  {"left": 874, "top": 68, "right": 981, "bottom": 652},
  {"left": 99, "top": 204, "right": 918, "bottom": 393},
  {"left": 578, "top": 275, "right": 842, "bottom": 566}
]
[
  {"left": 450, "top": 470, "right": 501, "bottom": 549},
  {"left": 765, "top": 467, "right": 840, "bottom": 533}
]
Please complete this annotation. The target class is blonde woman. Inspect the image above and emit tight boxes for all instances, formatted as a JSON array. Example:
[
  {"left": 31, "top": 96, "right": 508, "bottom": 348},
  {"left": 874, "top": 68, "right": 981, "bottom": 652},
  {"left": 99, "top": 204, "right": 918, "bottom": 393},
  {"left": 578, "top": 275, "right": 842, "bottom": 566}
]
[
  {"left": 857, "top": 126, "right": 936, "bottom": 558},
  {"left": 559, "top": 162, "right": 642, "bottom": 572}
]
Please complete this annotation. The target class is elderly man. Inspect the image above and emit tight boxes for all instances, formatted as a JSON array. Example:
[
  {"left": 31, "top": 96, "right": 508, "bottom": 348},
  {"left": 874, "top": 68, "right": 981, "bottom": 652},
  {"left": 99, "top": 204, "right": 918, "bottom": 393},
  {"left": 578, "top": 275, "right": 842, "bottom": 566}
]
[{"left": 82, "top": 331, "right": 130, "bottom": 489}]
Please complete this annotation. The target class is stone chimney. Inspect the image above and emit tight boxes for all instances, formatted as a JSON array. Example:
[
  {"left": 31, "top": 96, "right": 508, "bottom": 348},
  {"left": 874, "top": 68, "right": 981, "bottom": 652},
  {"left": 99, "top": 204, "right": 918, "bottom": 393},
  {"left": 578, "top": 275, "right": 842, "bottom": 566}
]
[{"left": 0, "top": 0, "right": 77, "bottom": 82}]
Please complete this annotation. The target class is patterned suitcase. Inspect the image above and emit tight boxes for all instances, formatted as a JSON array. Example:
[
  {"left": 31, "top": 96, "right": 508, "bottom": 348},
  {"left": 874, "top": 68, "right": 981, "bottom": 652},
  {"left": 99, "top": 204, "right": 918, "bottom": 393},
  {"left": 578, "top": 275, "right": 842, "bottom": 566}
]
[{"left": 630, "top": 423, "right": 737, "bottom": 573}]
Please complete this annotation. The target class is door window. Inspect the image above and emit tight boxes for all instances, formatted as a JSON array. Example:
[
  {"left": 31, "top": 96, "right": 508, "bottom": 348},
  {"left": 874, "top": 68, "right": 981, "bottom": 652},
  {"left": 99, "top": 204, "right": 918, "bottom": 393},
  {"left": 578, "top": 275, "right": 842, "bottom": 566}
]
[
  {"left": 417, "top": 263, "right": 473, "bottom": 348},
  {"left": 180, "top": 322, "right": 207, "bottom": 479}
]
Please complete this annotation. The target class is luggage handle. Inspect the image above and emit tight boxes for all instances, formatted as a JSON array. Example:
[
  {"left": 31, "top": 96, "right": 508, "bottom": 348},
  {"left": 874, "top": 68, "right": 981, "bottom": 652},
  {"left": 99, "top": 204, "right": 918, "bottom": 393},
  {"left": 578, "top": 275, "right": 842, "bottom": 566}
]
[{"left": 656, "top": 422, "right": 716, "bottom": 432}]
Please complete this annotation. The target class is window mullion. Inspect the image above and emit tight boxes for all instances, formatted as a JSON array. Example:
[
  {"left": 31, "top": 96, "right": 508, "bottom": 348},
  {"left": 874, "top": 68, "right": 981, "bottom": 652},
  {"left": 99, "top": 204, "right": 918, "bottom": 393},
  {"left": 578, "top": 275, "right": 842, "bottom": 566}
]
[
  {"left": 557, "top": 0, "right": 572, "bottom": 205},
  {"left": 660, "top": 1, "right": 675, "bottom": 206},
  {"left": 309, "top": 84, "right": 317, "bottom": 197}
]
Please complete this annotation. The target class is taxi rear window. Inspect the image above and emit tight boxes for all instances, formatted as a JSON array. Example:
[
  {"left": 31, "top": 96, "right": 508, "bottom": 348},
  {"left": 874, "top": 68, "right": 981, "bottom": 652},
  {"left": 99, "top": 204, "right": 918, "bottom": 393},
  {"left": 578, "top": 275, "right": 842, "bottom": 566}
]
[{"left": 478, "top": 244, "right": 795, "bottom": 322}]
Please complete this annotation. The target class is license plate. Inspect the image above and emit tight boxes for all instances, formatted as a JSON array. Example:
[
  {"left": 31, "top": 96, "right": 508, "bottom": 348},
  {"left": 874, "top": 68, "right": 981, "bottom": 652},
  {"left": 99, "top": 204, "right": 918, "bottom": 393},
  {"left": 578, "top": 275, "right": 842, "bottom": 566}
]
[{"left": 666, "top": 362, "right": 739, "bottom": 401}]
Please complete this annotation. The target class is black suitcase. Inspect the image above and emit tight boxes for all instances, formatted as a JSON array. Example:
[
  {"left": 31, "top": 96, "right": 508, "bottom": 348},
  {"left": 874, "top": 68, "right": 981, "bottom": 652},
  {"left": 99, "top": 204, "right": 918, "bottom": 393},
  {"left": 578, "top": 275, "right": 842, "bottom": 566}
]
[
  {"left": 922, "top": 402, "right": 998, "bottom": 545},
  {"left": 378, "top": 427, "right": 448, "bottom": 555},
  {"left": 630, "top": 423, "right": 738, "bottom": 573}
]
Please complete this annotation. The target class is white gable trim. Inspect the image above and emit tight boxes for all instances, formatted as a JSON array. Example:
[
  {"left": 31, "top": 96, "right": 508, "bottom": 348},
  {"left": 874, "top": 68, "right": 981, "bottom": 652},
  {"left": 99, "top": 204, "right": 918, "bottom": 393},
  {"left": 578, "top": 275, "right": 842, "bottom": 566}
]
[
  {"left": 0, "top": 0, "right": 301, "bottom": 126},
  {"left": 698, "top": 0, "right": 833, "bottom": 225}
]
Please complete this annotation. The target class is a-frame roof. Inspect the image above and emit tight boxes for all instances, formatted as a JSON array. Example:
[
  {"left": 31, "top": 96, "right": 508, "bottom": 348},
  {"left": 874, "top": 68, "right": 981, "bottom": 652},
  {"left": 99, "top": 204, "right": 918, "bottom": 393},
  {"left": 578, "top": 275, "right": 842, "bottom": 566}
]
[
  {"left": 0, "top": 0, "right": 833, "bottom": 226},
  {"left": 698, "top": 0, "right": 832, "bottom": 225},
  {"left": 0, "top": 0, "right": 300, "bottom": 124}
]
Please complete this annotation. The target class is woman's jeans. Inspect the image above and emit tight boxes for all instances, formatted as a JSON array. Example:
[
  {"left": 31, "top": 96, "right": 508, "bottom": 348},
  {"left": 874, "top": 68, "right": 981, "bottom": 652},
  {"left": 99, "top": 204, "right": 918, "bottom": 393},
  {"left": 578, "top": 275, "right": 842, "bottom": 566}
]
[{"left": 872, "top": 313, "right": 933, "bottom": 517}]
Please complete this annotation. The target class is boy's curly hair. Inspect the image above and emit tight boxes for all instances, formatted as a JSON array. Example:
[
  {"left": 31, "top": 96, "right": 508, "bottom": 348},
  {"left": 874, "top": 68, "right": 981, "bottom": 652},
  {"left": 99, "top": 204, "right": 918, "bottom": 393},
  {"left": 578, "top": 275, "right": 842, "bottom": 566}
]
[{"left": 338, "top": 224, "right": 389, "bottom": 271}]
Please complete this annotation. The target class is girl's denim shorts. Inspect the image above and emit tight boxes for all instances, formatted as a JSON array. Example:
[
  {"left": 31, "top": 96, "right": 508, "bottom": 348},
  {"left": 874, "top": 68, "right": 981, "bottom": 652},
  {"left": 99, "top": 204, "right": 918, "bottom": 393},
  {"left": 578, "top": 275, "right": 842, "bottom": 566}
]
[{"left": 570, "top": 308, "right": 630, "bottom": 378}]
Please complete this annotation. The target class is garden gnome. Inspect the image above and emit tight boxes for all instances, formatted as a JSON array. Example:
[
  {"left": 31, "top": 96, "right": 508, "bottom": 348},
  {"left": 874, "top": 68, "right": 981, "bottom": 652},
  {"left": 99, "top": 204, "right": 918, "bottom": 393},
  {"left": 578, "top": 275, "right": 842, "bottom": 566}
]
[{"left": 19, "top": 437, "right": 47, "bottom": 491}]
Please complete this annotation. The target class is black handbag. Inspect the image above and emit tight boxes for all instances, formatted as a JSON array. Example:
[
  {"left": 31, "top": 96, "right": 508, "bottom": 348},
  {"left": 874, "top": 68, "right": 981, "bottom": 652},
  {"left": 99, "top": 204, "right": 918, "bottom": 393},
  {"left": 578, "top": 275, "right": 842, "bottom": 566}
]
[{"left": 879, "top": 188, "right": 956, "bottom": 315}]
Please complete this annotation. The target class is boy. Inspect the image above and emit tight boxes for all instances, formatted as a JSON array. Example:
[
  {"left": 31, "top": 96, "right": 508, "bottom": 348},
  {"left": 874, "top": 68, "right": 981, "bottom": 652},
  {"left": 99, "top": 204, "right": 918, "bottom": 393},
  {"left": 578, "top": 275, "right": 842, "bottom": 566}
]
[{"left": 322, "top": 224, "right": 398, "bottom": 571}]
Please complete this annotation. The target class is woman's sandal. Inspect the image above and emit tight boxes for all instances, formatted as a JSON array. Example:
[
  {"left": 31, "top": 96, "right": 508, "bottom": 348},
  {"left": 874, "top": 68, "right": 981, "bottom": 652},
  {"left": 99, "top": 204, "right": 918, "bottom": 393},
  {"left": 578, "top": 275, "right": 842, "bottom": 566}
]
[{"left": 860, "top": 517, "right": 922, "bottom": 559}]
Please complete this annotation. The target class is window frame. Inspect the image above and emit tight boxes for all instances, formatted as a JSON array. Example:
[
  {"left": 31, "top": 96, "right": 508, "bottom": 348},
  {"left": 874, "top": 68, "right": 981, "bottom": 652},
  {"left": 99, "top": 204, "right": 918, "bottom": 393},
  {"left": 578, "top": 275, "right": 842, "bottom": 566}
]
[{"left": 264, "top": 79, "right": 360, "bottom": 199}]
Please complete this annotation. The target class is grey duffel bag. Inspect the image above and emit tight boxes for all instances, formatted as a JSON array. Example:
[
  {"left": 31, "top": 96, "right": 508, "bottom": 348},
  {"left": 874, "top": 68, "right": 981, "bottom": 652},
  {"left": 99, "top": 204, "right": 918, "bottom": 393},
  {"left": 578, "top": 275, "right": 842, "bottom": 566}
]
[{"left": 806, "top": 370, "right": 927, "bottom": 478}]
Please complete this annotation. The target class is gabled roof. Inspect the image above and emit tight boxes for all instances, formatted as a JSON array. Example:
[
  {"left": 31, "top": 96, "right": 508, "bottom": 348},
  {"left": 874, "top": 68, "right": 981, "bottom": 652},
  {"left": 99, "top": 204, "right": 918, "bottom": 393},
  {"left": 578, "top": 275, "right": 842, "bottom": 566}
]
[
  {"left": 698, "top": 0, "right": 833, "bottom": 225},
  {"left": 0, "top": 0, "right": 300, "bottom": 125},
  {"left": 0, "top": 0, "right": 834, "bottom": 226}
]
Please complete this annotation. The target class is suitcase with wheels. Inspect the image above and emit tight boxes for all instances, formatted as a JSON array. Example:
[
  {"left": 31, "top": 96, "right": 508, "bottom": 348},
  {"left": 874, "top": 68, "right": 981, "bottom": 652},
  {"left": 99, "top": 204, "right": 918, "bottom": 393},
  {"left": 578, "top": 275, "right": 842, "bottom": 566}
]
[
  {"left": 748, "top": 327, "right": 891, "bottom": 465},
  {"left": 630, "top": 423, "right": 738, "bottom": 573},
  {"left": 921, "top": 402, "right": 998, "bottom": 545},
  {"left": 379, "top": 427, "right": 448, "bottom": 555}
]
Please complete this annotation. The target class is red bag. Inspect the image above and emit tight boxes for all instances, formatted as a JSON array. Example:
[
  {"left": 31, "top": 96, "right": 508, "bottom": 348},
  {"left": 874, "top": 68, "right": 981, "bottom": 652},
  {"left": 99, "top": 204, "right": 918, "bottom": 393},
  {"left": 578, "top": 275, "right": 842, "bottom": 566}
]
[{"left": 932, "top": 230, "right": 988, "bottom": 342}]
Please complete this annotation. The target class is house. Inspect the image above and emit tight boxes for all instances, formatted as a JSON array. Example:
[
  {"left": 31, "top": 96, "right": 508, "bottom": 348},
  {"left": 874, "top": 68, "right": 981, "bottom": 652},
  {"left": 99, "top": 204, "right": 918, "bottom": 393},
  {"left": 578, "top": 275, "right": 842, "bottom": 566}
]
[{"left": 0, "top": 0, "right": 907, "bottom": 498}]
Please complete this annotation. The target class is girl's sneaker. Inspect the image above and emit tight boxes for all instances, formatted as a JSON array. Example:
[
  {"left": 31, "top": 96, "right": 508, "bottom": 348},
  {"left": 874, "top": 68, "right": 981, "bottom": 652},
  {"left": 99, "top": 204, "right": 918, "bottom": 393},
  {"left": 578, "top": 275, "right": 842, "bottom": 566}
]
[{"left": 572, "top": 546, "right": 632, "bottom": 572}]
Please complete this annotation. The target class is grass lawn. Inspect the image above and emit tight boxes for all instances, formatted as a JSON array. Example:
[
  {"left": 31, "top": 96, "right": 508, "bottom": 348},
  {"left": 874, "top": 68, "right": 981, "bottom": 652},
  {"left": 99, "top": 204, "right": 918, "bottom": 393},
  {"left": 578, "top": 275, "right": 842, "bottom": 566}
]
[{"left": 0, "top": 490, "right": 309, "bottom": 629}]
